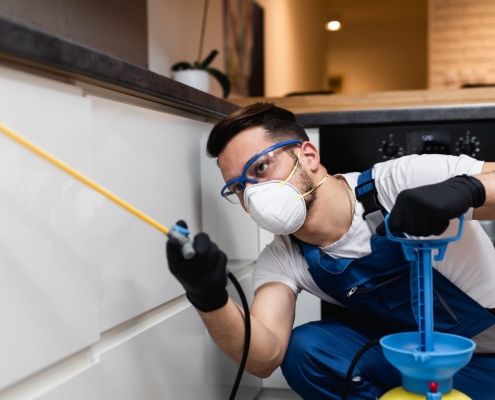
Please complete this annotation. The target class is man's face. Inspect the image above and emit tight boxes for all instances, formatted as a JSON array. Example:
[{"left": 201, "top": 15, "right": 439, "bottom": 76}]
[{"left": 218, "top": 127, "right": 314, "bottom": 212}]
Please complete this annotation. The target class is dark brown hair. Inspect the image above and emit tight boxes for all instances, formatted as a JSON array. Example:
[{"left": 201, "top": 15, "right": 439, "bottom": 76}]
[{"left": 206, "top": 102, "right": 309, "bottom": 158}]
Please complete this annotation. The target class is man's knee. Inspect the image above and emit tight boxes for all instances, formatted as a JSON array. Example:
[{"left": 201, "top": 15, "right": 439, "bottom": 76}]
[
  {"left": 281, "top": 325, "right": 309, "bottom": 376},
  {"left": 281, "top": 323, "right": 328, "bottom": 386},
  {"left": 280, "top": 320, "right": 400, "bottom": 399}
]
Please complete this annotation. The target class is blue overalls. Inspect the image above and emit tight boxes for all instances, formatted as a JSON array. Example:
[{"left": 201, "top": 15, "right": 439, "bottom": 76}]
[{"left": 281, "top": 168, "right": 495, "bottom": 400}]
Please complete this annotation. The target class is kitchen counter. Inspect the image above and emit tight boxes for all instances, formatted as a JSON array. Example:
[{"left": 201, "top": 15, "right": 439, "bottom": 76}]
[
  {"left": 0, "top": 16, "right": 238, "bottom": 122},
  {"left": 232, "top": 89, "right": 495, "bottom": 126},
  {"left": 296, "top": 103, "right": 495, "bottom": 127}
]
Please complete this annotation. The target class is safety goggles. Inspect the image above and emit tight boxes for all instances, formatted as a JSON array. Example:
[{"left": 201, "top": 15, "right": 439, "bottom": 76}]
[{"left": 220, "top": 139, "right": 302, "bottom": 204}]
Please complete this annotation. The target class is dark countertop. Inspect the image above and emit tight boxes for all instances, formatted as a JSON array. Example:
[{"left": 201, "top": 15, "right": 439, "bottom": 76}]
[
  {"left": 0, "top": 16, "right": 238, "bottom": 122},
  {"left": 297, "top": 104, "right": 495, "bottom": 127},
  {"left": 3, "top": 15, "right": 495, "bottom": 128}
]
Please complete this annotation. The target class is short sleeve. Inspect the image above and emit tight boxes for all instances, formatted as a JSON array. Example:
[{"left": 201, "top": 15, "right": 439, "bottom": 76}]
[
  {"left": 253, "top": 235, "right": 303, "bottom": 295},
  {"left": 373, "top": 154, "right": 484, "bottom": 212}
]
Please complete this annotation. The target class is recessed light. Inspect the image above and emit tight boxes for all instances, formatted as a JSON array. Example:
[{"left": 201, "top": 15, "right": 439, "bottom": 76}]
[{"left": 325, "top": 21, "right": 341, "bottom": 31}]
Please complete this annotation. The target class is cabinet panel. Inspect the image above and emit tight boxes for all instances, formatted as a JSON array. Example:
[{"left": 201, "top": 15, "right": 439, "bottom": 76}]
[
  {"left": 200, "top": 136, "right": 259, "bottom": 260},
  {"left": 37, "top": 365, "right": 102, "bottom": 400},
  {"left": 99, "top": 268, "right": 259, "bottom": 400},
  {"left": 206, "top": 270, "right": 261, "bottom": 390},
  {"left": 0, "top": 66, "right": 99, "bottom": 389},
  {"left": 90, "top": 96, "right": 212, "bottom": 331}
]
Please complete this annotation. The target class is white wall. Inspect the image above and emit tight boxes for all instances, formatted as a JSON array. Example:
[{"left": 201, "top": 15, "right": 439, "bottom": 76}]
[{"left": 148, "top": 0, "right": 226, "bottom": 99}]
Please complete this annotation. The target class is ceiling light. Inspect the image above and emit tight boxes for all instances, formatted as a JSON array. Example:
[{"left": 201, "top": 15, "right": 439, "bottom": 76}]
[{"left": 325, "top": 21, "right": 341, "bottom": 31}]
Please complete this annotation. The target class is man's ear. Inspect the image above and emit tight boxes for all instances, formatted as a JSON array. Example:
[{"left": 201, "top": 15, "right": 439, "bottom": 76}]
[{"left": 300, "top": 141, "right": 320, "bottom": 172}]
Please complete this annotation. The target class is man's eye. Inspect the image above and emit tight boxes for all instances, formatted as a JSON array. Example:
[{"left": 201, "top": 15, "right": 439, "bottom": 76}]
[{"left": 255, "top": 162, "right": 269, "bottom": 174}]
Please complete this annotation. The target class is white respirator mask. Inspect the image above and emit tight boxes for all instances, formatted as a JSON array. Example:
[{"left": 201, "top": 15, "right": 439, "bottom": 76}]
[{"left": 243, "top": 151, "right": 329, "bottom": 235}]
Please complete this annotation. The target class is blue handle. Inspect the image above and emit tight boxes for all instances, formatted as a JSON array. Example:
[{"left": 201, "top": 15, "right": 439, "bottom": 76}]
[
  {"left": 384, "top": 215, "right": 464, "bottom": 352},
  {"left": 384, "top": 215, "right": 464, "bottom": 262}
]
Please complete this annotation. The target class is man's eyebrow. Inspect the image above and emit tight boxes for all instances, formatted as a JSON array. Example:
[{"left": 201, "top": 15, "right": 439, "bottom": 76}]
[
  {"left": 246, "top": 153, "right": 259, "bottom": 165},
  {"left": 217, "top": 150, "right": 259, "bottom": 169}
]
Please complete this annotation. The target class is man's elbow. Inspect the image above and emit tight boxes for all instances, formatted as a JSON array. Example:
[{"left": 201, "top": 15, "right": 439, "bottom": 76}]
[
  {"left": 248, "top": 366, "right": 278, "bottom": 379},
  {"left": 245, "top": 358, "right": 283, "bottom": 379}
]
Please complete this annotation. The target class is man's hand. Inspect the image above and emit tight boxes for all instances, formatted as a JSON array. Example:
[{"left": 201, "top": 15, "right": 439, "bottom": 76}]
[
  {"left": 166, "top": 221, "right": 228, "bottom": 312},
  {"left": 376, "top": 175, "right": 486, "bottom": 237}
]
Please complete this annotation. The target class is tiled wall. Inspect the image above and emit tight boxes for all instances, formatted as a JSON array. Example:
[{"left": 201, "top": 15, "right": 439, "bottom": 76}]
[{"left": 429, "top": 0, "right": 495, "bottom": 89}]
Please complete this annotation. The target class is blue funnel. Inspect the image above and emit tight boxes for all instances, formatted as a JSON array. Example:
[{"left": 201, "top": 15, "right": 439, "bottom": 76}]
[{"left": 381, "top": 332, "right": 475, "bottom": 394}]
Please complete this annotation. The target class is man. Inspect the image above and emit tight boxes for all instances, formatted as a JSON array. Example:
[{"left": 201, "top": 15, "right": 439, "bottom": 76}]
[{"left": 167, "top": 103, "right": 495, "bottom": 399}]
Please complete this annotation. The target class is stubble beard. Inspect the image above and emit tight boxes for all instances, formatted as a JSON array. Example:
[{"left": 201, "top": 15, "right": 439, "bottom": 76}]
[
  {"left": 286, "top": 147, "right": 319, "bottom": 219},
  {"left": 298, "top": 167, "right": 318, "bottom": 218}
]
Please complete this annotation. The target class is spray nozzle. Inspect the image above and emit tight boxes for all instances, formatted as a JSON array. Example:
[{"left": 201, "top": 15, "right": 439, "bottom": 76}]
[{"left": 168, "top": 223, "right": 196, "bottom": 260}]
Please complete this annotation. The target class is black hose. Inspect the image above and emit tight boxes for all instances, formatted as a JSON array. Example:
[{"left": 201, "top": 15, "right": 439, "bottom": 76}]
[
  {"left": 225, "top": 272, "right": 380, "bottom": 400},
  {"left": 341, "top": 338, "right": 381, "bottom": 400},
  {"left": 227, "top": 272, "right": 251, "bottom": 400}
]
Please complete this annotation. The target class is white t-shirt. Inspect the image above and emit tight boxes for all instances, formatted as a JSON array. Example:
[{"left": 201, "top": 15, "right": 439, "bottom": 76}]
[{"left": 253, "top": 154, "right": 495, "bottom": 308}]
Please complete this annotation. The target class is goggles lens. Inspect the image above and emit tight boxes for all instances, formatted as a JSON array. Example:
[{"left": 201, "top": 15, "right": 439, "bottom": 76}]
[{"left": 221, "top": 140, "right": 301, "bottom": 204}]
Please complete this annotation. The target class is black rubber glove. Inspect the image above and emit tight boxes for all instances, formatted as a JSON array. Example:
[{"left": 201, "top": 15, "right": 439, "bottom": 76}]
[
  {"left": 376, "top": 175, "right": 485, "bottom": 237},
  {"left": 166, "top": 221, "right": 228, "bottom": 312}
]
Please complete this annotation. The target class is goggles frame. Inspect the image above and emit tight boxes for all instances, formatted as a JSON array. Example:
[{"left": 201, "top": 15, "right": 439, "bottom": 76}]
[{"left": 220, "top": 139, "right": 302, "bottom": 201}]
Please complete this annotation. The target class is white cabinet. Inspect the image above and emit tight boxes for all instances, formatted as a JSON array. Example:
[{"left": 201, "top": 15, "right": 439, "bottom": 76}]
[
  {"left": 99, "top": 268, "right": 260, "bottom": 400},
  {"left": 90, "top": 96, "right": 212, "bottom": 331},
  {"left": 37, "top": 365, "right": 102, "bottom": 400},
  {"left": 0, "top": 63, "right": 261, "bottom": 399},
  {"left": 0, "top": 65, "right": 99, "bottom": 389},
  {"left": 200, "top": 136, "right": 260, "bottom": 260}
]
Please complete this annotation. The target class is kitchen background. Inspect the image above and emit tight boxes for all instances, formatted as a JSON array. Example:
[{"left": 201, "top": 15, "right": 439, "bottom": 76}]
[
  {"left": 0, "top": 1, "right": 494, "bottom": 399},
  {"left": 2, "top": 0, "right": 494, "bottom": 97}
]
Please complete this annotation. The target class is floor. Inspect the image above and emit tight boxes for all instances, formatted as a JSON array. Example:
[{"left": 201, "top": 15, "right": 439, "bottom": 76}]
[{"left": 255, "top": 388, "right": 302, "bottom": 400}]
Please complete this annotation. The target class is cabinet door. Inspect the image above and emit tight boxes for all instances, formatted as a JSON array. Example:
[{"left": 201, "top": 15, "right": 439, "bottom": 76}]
[
  {"left": 90, "top": 96, "right": 212, "bottom": 331},
  {"left": 98, "top": 265, "right": 259, "bottom": 400},
  {"left": 0, "top": 65, "right": 99, "bottom": 389},
  {"left": 200, "top": 137, "right": 260, "bottom": 260}
]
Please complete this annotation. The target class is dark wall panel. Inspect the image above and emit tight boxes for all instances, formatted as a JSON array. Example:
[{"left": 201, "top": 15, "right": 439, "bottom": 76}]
[{"left": 0, "top": 0, "right": 148, "bottom": 68}]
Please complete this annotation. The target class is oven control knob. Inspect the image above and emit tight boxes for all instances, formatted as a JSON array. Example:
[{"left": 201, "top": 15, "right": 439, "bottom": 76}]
[
  {"left": 456, "top": 132, "right": 480, "bottom": 157},
  {"left": 459, "top": 137, "right": 475, "bottom": 154},
  {"left": 383, "top": 140, "right": 399, "bottom": 157}
]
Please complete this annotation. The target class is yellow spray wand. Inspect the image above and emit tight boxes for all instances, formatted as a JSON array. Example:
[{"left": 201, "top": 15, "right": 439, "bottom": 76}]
[{"left": 0, "top": 122, "right": 195, "bottom": 258}]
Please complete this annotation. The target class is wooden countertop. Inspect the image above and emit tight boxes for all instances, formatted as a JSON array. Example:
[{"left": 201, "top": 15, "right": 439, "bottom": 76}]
[{"left": 230, "top": 87, "right": 495, "bottom": 114}]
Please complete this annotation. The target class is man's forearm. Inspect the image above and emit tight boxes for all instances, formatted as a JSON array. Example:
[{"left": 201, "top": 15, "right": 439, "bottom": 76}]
[
  {"left": 473, "top": 168, "right": 495, "bottom": 220},
  {"left": 198, "top": 297, "right": 285, "bottom": 378},
  {"left": 475, "top": 170, "right": 495, "bottom": 207}
]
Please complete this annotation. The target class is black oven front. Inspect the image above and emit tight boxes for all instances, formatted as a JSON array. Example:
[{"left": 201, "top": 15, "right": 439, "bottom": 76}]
[{"left": 319, "top": 120, "right": 495, "bottom": 175}]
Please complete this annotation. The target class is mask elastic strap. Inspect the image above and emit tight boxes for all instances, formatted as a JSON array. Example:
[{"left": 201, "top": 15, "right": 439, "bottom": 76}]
[
  {"left": 279, "top": 148, "right": 301, "bottom": 188},
  {"left": 296, "top": 174, "right": 329, "bottom": 200}
]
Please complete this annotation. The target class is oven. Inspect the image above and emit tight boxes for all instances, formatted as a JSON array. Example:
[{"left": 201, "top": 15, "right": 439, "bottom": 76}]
[{"left": 319, "top": 120, "right": 495, "bottom": 175}]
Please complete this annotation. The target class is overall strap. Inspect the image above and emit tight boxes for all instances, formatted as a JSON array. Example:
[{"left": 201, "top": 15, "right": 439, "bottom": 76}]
[{"left": 355, "top": 167, "right": 386, "bottom": 234}]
